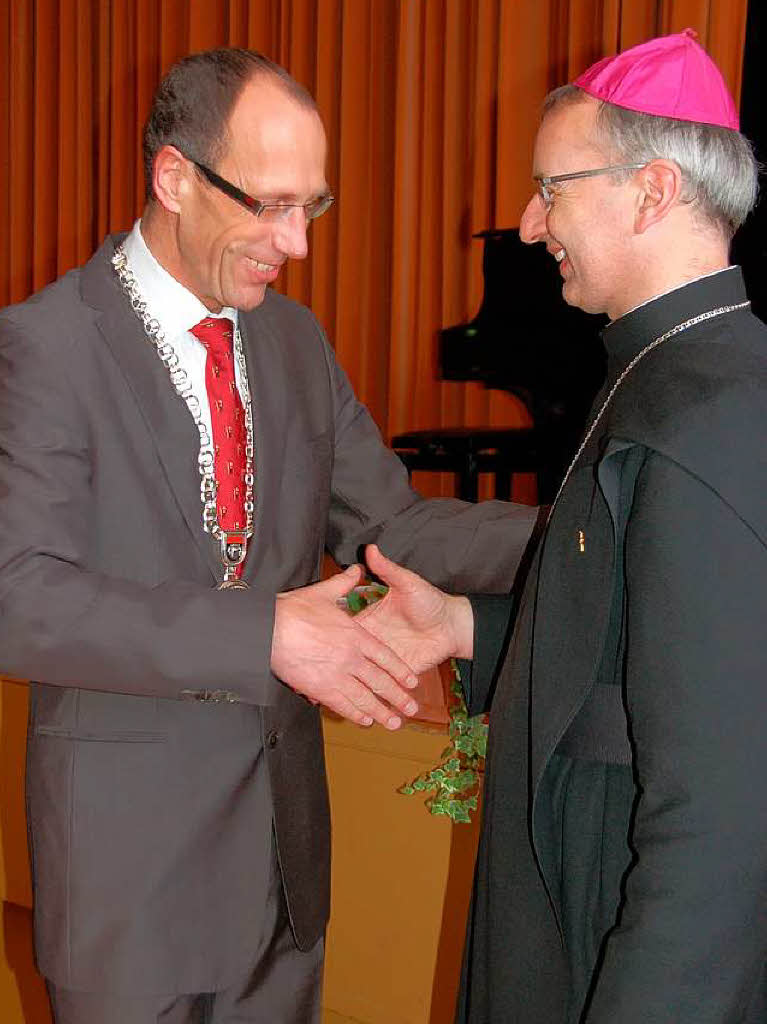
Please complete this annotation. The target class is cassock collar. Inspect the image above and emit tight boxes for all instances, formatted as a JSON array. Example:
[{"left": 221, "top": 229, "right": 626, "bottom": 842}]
[{"left": 601, "top": 266, "right": 748, "bottom": 380}]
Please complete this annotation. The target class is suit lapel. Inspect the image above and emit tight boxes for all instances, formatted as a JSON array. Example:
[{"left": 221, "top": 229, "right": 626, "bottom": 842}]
[
  {"left": 596, "top": 438, "right": 638, "bottom": 537},
  {"left": 528, "top": 460, "right": 617, "bottom": 792},
  {"left": 529, "top": 438, "right": 644, "bottom": 795},
  {"left": 233, "top": 303, "right": 289, "bottom": 583},
  {"left": 80, "top": 238, "right": 221, "bottom": 583}
]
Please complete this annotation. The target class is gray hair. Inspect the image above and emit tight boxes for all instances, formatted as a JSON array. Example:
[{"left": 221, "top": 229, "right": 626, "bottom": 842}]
[{"left": 544, "top": 85, "right": 758, "bottom": 240}]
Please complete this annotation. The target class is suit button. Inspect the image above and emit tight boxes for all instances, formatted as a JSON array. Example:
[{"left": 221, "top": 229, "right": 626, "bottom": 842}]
[{"left": 267, "top": 731, "right": 279, "bottom": 748}]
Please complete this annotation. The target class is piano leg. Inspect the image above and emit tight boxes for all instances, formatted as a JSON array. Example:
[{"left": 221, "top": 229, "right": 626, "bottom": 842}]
[
  {"left": 494, "top": 468, "right": 512, "bottom": 501},
  {"left": 457, "top": 453, "right": 479, "bottom": 502}
]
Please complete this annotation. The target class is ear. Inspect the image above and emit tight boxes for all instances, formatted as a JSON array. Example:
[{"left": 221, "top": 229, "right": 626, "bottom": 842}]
[
  {"left": 634, "top": 159, "right": 684, "bottom": 234},
  {"left": 151, "top": 145, "right": 193, "bottom": 214}
]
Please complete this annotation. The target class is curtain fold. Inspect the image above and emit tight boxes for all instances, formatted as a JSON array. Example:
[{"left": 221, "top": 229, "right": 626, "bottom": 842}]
[{"left": 0, "top": 0, "right": 748, "bottom": 495}]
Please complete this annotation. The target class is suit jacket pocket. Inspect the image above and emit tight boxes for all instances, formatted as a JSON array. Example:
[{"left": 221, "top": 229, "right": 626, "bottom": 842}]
[
  {"left": 30, "top": 684, "right": 168, "bottom": 742},
  {"left": 34, "top": 724, "right": 167, "bottom": 742}
]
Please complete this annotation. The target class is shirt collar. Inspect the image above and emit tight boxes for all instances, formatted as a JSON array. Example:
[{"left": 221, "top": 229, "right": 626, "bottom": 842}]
[
  {"left": 601, "top": 266, "right": 748, "bottom": 380},
  {"left": 122, "top": 220, "right": 238, "bottom": 337}
]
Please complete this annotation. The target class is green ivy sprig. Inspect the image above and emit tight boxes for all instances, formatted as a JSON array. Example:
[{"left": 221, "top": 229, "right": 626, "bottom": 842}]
[
  {"left": 399, "top": 661, "right": 487, "bottom": 824},
  {"left": 344, "top": 583, "right": 488, "bottom": 824}
]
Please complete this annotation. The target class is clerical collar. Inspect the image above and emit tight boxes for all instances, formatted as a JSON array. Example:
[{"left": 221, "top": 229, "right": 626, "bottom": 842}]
[
  {"left": 602, "top": 266, "right": 748, "bottom": 380},
  {"left": 122, "top": 220, "right": 238, "bottom": 339}
]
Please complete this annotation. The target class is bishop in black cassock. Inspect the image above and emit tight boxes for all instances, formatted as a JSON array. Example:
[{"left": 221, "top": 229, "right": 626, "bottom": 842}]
[
  {"left": 456, "top": 265, "right": 766, "bottom": 1022},
  {"left": 365, "top": 30, "right": 767, "bottom": 1023}
]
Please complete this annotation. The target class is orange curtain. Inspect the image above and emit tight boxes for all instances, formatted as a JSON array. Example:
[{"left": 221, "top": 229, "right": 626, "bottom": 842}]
[{"left": 0, "top": 0, "right": 749, "bottom": 498}]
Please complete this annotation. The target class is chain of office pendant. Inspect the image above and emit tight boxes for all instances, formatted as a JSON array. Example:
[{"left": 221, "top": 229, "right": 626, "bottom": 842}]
[
  {"left": 549, "top": 301, "right": 750, "bottom": 515},
  {"left": 111, "top": 246, "right": 255, "bottom": 541}
]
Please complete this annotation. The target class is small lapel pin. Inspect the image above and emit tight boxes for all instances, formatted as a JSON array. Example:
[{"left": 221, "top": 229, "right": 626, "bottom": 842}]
[{"left": 578, "top": 529, "right": 586, "bottom": 554}]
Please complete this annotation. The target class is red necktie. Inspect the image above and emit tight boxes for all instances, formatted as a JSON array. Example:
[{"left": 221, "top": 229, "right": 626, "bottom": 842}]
[{"left": 190, "top": 316, "right": 247, "bottom": 576}]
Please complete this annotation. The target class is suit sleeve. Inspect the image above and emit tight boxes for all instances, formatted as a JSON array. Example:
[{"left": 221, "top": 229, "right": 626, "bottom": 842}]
[
  {"left": 585, "top": 452, "right": 767, "bottom": 1022},
  {"left": 0, "top": 316, "right": 281, "bottom": 706},
  {"left": 317, "top": 334, "right": 540, "bottom": 595}
]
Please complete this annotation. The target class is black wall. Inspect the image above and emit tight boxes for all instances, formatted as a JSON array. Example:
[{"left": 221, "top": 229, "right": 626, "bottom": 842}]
[{"left": 731, "top": 0, "right": 767, "bottom": 322}]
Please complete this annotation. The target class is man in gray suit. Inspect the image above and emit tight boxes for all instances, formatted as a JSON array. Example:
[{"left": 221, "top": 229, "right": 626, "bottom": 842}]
[{"left": 0, "top": 50, "right": 537, "bottom": 1023}]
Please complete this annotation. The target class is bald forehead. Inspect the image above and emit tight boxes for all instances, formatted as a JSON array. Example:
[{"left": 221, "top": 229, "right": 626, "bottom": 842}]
[
  {"left": 225, "top": 76, "right": 323, "bottom": 143},
  {"left": 234, "top": 72, "right": 318, "bottom": 123},
  {"left": 533, "top": 96, "right": 609, "bottom": 176},
  {"left": 540, "top": 93, "right": 601, "bottom": 140},
  {"left": 214, "top": 73, "right": 328, "bottom": 201}
]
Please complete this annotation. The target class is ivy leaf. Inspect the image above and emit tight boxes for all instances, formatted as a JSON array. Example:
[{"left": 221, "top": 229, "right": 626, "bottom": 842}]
[
  {"left": 429, "top": 799, "right": 449, "bottom": 817},
  {"left": 345, "top": 591, "right": 366, "bottom": 614},
  {"left": 399, "top": 659, "right": 488, "bottom": 824},
  {"left": 449, "top": 803, "right": 472, "bottom": 824},
  {"left": 453, "top": 734, "right": 477, "bottom": 755}
]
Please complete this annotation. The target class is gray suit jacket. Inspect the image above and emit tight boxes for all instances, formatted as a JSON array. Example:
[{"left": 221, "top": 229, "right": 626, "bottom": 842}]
[{"left": 0, "top": 235, "right": 538, "bottom": 994}]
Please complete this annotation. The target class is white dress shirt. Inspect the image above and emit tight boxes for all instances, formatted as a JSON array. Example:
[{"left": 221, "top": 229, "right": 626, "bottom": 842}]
[{"left": 121, "top": 220, "right": 248, "bottom": 456}]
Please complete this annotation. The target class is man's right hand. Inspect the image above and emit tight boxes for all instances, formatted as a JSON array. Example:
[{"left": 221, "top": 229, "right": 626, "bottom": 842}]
[
  {"left": 271, "top": 564, "right": 420, "bottom": 730},
  {"left": 355, "top": 544, "right": 475, "bottom": 673}
]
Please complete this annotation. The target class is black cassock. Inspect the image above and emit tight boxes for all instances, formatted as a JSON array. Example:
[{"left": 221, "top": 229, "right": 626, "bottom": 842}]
[{"left": 457, "top": 267, "right": 767, "bottom": 1023}]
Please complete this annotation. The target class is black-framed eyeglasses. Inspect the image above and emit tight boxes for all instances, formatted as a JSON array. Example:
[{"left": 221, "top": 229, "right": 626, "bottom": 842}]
[
  {"left": 190, "top": 158, "right": 335, "bottom": 223},
  {"left": 535, "top": 163, "right": 645, "bottom": 209}
]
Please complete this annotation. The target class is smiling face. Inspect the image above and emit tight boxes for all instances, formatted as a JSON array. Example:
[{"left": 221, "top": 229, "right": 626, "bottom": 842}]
[
  {"left": 158, "top": 77, "right": 328, "bottom": 312},
  {"left": 519, "top": 96, "right": 639, "bottom": 320}
]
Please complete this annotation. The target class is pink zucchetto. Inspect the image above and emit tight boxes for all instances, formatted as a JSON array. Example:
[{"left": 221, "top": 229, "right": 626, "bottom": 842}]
[{"left": 573, "top": 28, "right": 739, "bottom": 131}]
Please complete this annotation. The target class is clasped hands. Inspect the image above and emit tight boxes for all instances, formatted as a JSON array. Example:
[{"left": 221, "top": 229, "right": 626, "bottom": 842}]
[{"left": 270, "top": 545, "right": 473, "bottom": 730}]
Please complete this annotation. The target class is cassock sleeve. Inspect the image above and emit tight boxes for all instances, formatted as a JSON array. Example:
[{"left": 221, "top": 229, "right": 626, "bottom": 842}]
[
  {"left": 585, "top": 452, "right": 767, "bottom": 1022},
  {"left": 457, "top": 594, "right": 515, "bottom": 716}
]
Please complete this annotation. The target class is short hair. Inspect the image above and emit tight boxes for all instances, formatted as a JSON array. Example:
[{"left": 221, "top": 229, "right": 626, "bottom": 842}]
[
  {"left": 543, "top": 84, "right": 759, "bottom": 240},
  {"left": 142, "top": 48, "right": 317, "bottom": 202}
]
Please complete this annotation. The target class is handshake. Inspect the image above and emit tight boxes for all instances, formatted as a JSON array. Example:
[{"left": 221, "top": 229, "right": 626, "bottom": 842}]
[{"left": 270, "top": 544, "right": 474, "bottom": 729}]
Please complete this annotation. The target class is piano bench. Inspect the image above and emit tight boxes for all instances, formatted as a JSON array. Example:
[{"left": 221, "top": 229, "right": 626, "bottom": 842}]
[{"left": 391, "top": 427, "right": 540, "bottom": 502}]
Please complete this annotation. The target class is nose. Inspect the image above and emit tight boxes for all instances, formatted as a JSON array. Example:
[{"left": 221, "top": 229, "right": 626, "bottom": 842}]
[
  {"left": 271, "top": 207, "right": 309, "bottom": 260},
  {"left": 519, "top": 193, "right": 547, "bottom": 245}
]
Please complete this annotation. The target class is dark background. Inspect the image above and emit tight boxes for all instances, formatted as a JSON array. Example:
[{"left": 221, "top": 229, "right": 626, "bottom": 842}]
[{"left": 732, "top": 0, "right": 767, "bottom": 322}]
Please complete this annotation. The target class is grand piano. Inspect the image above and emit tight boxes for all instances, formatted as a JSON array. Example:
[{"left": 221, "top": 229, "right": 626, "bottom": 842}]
[{"left": 392, "top": 228, "right": 607, "bottom": 503}]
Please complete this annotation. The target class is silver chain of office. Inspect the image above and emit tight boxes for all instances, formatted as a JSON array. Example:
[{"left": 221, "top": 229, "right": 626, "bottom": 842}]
[
  {"left": 549, "top": 301, "right": 750, "bottom": 514},
  {"left": 111, "top": 245, "right": 255, "bottom": 554}
]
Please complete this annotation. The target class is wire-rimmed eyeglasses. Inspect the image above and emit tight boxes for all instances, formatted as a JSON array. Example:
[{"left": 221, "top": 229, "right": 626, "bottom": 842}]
[
  {"left": 535, "top": 164, "right": 645, "bottom": 208},
  {"left": 189, "top": 158, "right": 335, "bottom": 223}
]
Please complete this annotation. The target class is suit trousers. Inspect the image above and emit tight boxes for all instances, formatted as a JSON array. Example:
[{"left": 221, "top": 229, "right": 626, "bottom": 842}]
[{"left": 46, "top": 840, "right": 324, "bottom": 1024}]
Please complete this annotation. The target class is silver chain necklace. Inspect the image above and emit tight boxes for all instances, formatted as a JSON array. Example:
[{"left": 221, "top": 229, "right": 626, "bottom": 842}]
[
  {"left": 549, "top": 300, "right": 750, "bottom": 514},
  {"left": 112, "top": 245, "right": 255, "bottom": 586}
]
